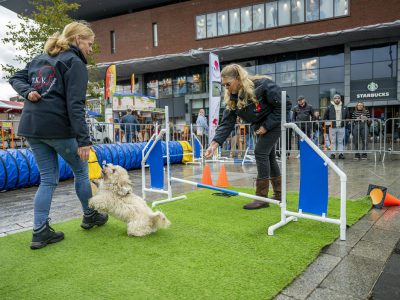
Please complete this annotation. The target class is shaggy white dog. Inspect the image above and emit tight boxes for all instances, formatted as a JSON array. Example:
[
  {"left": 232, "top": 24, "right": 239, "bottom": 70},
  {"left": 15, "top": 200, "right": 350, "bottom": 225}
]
[{"left": 89, "top": 164, "right": 170, "bottom": 236}]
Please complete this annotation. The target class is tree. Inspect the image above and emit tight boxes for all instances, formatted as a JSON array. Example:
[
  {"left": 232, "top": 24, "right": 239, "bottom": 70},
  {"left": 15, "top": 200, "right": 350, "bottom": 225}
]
[{"left": 1, "top": 0, "right": 80, "bottom": 79}]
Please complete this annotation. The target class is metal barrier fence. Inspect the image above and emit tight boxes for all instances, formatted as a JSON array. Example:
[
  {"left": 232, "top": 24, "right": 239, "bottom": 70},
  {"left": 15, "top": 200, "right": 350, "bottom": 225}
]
[
  {"left": 2, "top": 117, "right": 399, "bottom": 162},
  {"left": 383, "top": 117, "right": 400, "bottom": 161}
]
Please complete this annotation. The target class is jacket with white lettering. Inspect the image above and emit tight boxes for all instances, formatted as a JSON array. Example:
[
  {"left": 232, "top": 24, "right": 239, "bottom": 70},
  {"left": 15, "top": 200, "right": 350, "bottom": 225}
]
[
  {"left": 213, "top": 78, "right": 291, "bottom": 145},
  {"left": 9, "top": 45, "right": 91, "bottom": 147}
]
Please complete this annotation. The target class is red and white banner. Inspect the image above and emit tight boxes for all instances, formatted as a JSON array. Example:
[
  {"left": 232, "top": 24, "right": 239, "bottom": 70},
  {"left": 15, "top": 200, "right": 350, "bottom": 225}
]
[{"left": 208, "top": 52, "right": 221, "bottom": 142}]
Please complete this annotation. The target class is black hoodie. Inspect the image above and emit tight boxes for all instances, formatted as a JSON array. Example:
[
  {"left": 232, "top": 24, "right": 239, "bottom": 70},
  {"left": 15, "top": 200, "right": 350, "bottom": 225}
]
[{"left": 9, "top": 45, "right": 91, "bottom": 147}]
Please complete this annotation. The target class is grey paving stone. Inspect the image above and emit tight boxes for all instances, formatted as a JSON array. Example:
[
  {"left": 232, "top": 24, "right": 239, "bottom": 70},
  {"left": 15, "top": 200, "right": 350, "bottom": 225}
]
[
  {"left": 362, "top": 227, "right": 400, "bottom": 248},
  {"left": 362, "top": 208, "right": 387, "bottom": 222},
  {"left": 374, "top": 209, "right": 400, "bottom": 232},
  {"left": 381, "top": 253, "right": 400, "bottom": 275},
  {"left": 350, "top": 240, "right": 394, "bottom": 263},
  {"left": 370, "top": 271, "right": 400, "bottom": 300},
  {"left": 281, "top": 253, "right": 341, "bottom": 300},
  {"left": 0, "top": 223, "right": 23, "bottom": 233},
  {"left": 320, "top": 254, "right": 385, "bottom": 299},
  {"left": 274, "top": 294, "right": 294, "bottom": 300},
  {"left": 331, "top": 227, "right": 366, "bottom": 248},
  {"left": 321, "top": 242, "right": 353, "bottom": 258},
  {"left": 307, "top": 287, "right": 362, "bottom": 300},
  {"left": 348, "top": 219, "right": 374, "bottom": 233}
]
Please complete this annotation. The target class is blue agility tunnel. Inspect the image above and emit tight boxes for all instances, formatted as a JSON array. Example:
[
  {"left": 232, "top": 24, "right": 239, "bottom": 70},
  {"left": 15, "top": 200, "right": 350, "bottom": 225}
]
[{"left": 0, "top": 141, "right": 184, "bottom": 192}]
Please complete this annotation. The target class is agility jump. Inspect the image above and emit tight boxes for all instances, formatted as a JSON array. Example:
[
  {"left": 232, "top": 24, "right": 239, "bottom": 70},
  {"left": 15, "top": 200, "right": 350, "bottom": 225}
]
[{"left": 142, "top": 91, "right": 347, "bottom": 240}]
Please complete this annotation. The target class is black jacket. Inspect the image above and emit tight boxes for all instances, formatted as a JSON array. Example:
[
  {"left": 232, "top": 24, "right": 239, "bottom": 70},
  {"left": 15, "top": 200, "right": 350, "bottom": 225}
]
[
  {"left": 9, "top": 45, "right": 91, "bottom": 147},
  {"left": 323, "top": 103, "right": 350, "bottom": 128},
  {"left": 213, "top": 78, "right": 291, "bottom": 145},
  {"left": 293, "top": 102, "right": 314, "bottom": 122}
]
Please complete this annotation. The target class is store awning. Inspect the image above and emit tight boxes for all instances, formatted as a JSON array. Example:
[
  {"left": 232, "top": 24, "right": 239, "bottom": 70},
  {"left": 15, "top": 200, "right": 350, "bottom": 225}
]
[
  {"left": 89, "top": 20, "right": 400, "bottom": 80},
  {"left": 0, "top": 100, "right": 24, "bottom": 112}
]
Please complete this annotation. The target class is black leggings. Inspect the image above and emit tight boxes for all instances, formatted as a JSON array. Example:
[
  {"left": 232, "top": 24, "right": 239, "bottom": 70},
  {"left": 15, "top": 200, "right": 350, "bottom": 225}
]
[{"left": 254, "top": 128, "right": 281, "bottom": 179}]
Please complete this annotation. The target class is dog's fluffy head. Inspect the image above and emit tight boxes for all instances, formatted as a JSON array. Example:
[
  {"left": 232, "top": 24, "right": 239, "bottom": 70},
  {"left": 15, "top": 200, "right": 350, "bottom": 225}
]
[
  {"left": 152, "top": 211, "right": 171, "bottom": 229},
  {"left": 102, "top": 164, "right": 132, "bottom": 196}
]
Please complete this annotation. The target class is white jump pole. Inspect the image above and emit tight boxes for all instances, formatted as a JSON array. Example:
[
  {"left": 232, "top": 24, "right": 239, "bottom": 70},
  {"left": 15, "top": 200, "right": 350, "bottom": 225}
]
[{"left": 171, "top": 177, "right": 281, "bottom": 205}]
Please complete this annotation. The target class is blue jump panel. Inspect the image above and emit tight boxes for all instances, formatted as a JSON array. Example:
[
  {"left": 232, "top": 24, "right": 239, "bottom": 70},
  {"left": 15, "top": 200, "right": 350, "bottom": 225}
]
[{"left": 298, "top": 140, "right": 328, "bottom": 216}]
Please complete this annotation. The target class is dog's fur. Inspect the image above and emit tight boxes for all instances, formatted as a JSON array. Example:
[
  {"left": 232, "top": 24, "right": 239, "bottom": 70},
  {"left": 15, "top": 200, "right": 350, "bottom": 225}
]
[{"left": 89, "top": 164, "right": 170, "bottom": 236}]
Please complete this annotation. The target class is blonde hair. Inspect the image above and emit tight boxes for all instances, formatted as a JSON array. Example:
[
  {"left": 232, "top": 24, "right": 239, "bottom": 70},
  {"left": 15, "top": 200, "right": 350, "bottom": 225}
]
[
  {"left": 44, "top": 21, "right": 94, "bottom": 56},
  {"left": 221, "top": 64, "right": 268, "bottom": 110}
]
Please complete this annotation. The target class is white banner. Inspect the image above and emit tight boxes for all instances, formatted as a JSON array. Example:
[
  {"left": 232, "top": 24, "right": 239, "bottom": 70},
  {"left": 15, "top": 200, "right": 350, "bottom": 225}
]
[{"left": 208, "top": 52, "right": 221, "bottom": 142}]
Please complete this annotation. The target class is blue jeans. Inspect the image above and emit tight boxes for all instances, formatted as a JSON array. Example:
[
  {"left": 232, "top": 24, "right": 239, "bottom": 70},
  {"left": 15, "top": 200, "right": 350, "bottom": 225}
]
[{"left": 27, "top": 138, "right": 93, "bottom": 230}]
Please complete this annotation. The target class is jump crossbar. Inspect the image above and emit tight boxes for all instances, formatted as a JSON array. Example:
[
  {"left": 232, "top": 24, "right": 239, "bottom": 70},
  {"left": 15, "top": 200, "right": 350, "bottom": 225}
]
[{"left": 171, "top": 177, "right": 281, "bottom": 205}]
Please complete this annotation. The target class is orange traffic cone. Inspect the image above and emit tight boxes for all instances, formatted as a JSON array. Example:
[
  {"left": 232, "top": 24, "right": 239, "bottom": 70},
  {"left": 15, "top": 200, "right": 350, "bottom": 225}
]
[
  {"left": 201, "top": 164, "right": 213, "bottom": 186},
  {"left": 368, "top": 184, "right": 400, "bottom": 208},
  {"left": 216, "top": 164, "right": 230, "bottom": 188}
]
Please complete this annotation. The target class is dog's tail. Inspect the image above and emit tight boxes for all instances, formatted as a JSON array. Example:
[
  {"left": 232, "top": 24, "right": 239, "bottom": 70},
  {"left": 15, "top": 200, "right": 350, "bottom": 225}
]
[{"left": 152, "top": 211, "right": 171, "bottom": 229}]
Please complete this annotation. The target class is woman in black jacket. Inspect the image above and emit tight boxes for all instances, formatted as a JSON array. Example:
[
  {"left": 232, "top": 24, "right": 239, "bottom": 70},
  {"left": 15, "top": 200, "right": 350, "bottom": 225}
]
[
  {"left": 9, "top": 21, "right": 108, "bottom": 250},
  {"left": 204, "top": 64, "right": 291, "bottom": 209}
]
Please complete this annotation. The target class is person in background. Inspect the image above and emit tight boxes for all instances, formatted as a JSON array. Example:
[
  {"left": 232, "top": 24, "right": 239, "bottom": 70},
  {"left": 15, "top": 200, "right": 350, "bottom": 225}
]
[
  {"left": 204, "top": 64, "right": 291, "bottom": 210},
  {"left": 312, "top": 110, "right": 322, "bottom": 146},
  {"left": 351, "top": 101, "right": 371, "bottom": 160},
  {"left": 9, "top": 21, "right": 108, "bottom": 250},
  {"left": 196, "top": 108, "right": 209, "bottom": 147},
  {"left": 121, "top": 108, "right": 139, "bottom": 143},
  {"left": 323, "top": 94, "right": 350, "bottom": 159},
  {"left": 292, "top": 96, "right": 314, "bottom": 157}
]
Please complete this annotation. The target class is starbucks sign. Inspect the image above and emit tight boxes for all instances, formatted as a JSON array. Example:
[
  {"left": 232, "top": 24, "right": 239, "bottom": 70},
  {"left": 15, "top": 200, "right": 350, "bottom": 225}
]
[{"left": 350, "top": 78, "right": 397, "bottom": 102}]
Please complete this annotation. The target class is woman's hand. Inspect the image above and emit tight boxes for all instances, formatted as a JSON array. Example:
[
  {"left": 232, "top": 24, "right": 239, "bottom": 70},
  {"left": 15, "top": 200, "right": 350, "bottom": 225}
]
[
  {"left": 255, "top": 126, "right": 267, "bottom": 135},
  {"left": 77, "top": 145, "right": 92, "bottom": 161},
  {"left": 204, "top": 141, "right": 219, "bottom": 159},
  {"left": 27, "top": 91, "right": 41, "bottom": 102}
]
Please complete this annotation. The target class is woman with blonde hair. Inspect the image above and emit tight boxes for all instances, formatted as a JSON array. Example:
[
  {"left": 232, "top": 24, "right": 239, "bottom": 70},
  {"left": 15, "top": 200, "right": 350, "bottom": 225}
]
[
  {"left": 205, "top": 64, "right": 291, "bottom": 209},
  {"left": 9, "top": 21, "right": 108, "bottom": 250}
]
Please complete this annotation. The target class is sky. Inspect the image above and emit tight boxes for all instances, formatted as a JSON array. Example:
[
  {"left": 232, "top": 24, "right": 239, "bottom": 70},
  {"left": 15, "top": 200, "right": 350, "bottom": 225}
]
[{"left": 0, "top": 6, "right": 25, "bottom": 100}]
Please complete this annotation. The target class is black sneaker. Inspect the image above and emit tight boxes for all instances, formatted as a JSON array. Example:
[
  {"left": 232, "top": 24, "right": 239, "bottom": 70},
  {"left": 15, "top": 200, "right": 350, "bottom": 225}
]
[
  {"left": 80, "top": 210, "right": 108, "bottom": 230},
  {"left": 31, "top": 219, "right": 64, "bottom": 250},
  {"left": 339, "top": 154, "right": 345, "bottom": 159},
  {"left": 361, "top": 153, "right": 368, "bottom": 160},
  {"left": 354, "top": 153, "right": 360, "bottom": 160},
  {"left": 330, "top": 154, "right": 336, "bottom": 159}
]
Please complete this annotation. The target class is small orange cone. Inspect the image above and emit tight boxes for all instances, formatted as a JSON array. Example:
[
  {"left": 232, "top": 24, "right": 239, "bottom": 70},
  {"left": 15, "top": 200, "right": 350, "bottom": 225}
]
[
  {"left": 368, "top": 184, "right": 400, "bottom": 208},
  {"left": 201, "top": 164, "right": 213, "bottom": 186},
  {"left": 216, "top": 164, "right": 230, "bottom": 188}
]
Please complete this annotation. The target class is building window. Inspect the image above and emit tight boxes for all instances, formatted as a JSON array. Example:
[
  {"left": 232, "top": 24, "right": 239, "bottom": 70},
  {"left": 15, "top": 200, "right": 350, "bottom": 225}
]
[
  {"left": 252, "top": 4, "right": 265, "bottom": 30},
  {"left": 297, "top": 57, "right": 319, "bottom": 85},
  {"left": 320, "top": 0, "right": 333, "bottom": 19},
  {"left": 265, "top": 2, "right": 278, "bottom": 28},
  {"left": 306, "top": 0, "right": 319, "bottom": 21},
  {"left": 196, "top": 15, "right": 206, "bottom": 39},
  {"left": 240, "top": 6, "right": 252, "bottom": 32},
  {"left": 110, "top": 30, "right": 116, "bottom": 54},
  {"left": 207, "top": 13, "right": 217, "bottom": 38},
  {"left": 195, "top": 0, "right": 350, "bottom": 40},
  {"left": 278, "top": 0, "right": 291, "bottom": 26},
  {"left": 159, "top": 78, "right": 173, "bottom": 98},
  {"left": 152, "top": 23, "right": 158, "bottom": 47},
  {"left": 334, "top": 0, "right": 348, "bottom": 16},
  {"left": 229, "top": 9, "right": 240, "bottom": 34},
  {"left": 292, "top": 0, "right": 305, "bottom": 24},
  {"left": 217, "top": 11, "right": 228, "bottom": 36}
]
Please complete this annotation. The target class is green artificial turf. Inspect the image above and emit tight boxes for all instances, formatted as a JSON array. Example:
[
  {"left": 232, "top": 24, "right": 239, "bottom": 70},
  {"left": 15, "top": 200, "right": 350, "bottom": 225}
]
[{"left": 0, "top": 188, "right": 371, "bottom": 300}]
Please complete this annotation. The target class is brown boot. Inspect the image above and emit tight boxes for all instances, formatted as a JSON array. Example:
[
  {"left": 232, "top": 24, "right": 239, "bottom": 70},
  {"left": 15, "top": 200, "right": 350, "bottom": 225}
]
[
  {"left": 270, "top": 176, "right": 282, "bottom": 201},
  {"left": 243, "top": 178, "right": 270, "bottom": 210}
]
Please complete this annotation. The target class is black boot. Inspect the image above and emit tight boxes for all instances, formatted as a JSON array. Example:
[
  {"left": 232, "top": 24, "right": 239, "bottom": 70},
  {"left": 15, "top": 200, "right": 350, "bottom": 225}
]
[
  {"left": 243, "top": 178, "right": 270, "bottom": 210},
  {"left": 31, "top": 219, "right": 64, "bottom": 250},
  {"left": 80, "top": 210, "right": 109, "bottom": 230}
]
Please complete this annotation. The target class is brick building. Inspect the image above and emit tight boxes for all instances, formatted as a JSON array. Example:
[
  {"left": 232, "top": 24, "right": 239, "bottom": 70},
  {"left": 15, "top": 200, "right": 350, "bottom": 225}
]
[{"left": 3, "top": 0, "right": 400, "bottom": 124}]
